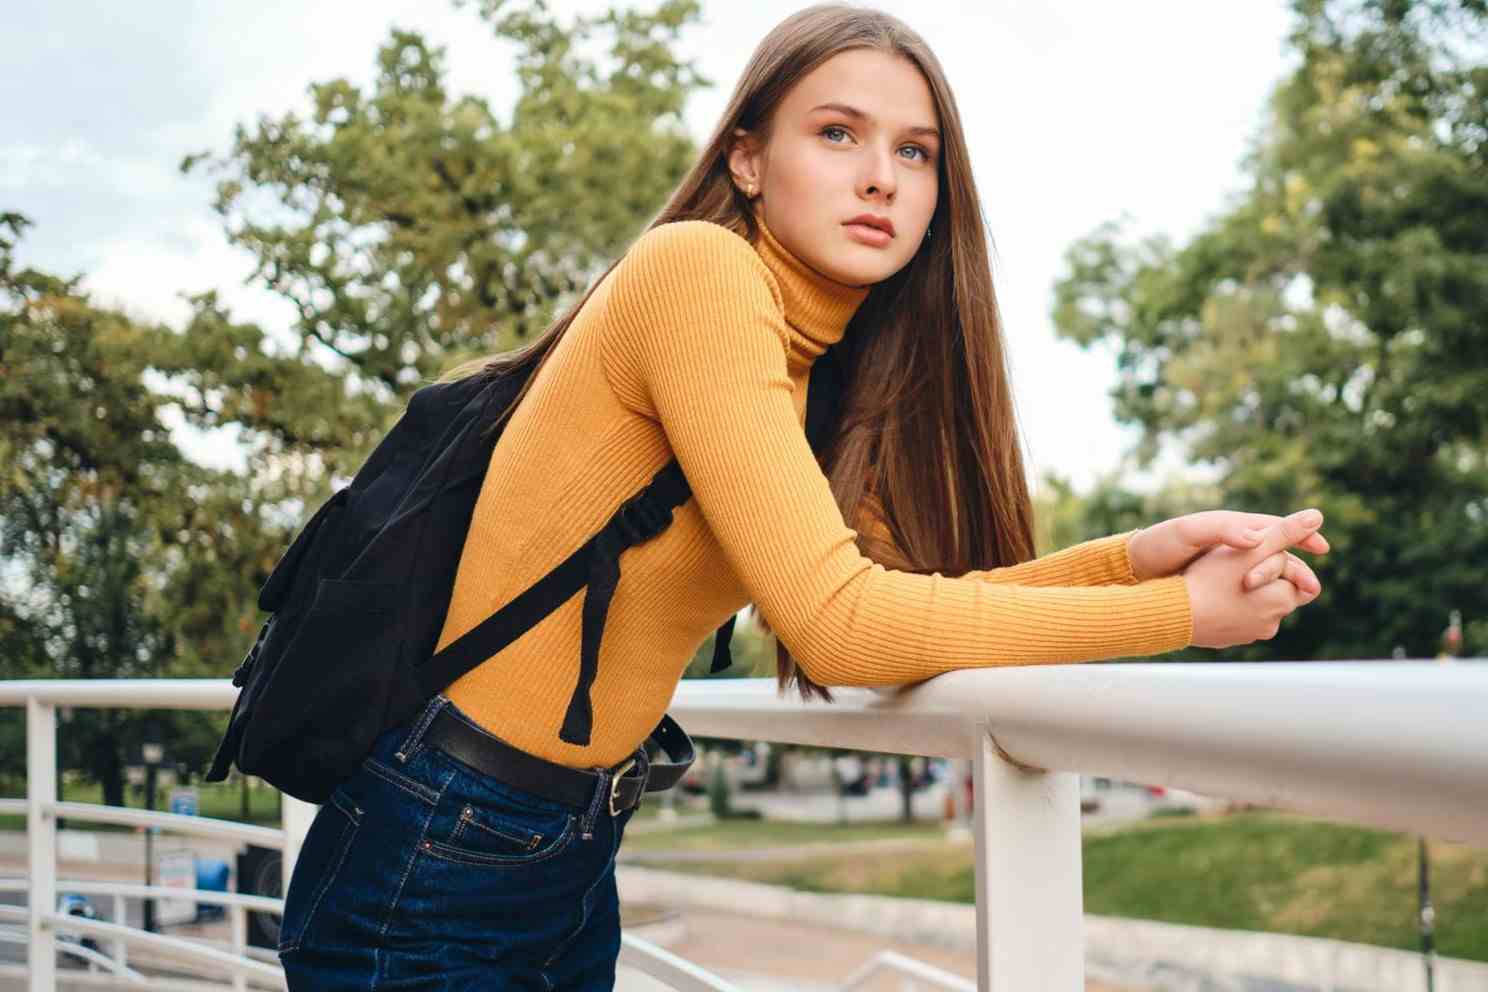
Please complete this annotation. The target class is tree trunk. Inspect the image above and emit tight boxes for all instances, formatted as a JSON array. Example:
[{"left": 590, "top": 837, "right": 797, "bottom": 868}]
[{"left": 100, "top": 742, "right": 125, "bottom": 808}]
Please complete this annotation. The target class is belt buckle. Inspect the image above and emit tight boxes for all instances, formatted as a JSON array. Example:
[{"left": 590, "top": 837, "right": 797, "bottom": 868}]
[{"left": 608, "top": 757, "right": 638, "bottom": 817}]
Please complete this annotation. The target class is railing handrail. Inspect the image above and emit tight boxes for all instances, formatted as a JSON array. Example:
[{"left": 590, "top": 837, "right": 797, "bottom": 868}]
[
  {"left": 0, "top": 905, "right": 285, "bottom": 984},
  {"left": 663, "top": 662, "right": 1488, "bottom": 844},
  {"left": 6, "top": 664, "right": 1481, "bottom": 842},
  {"left": 839, "top": 949, "right": 976, "bottom": 991},
  {"left": 0, "top": 913, "right": 141, "bottom": 979},
  {"left": 35, "top": 800, "right": 286, "bottom": 847},
  {"left": 0, "top": 877, "right": 284, "bottom": 915},
  {"left": 618, "top": 933, "right": 743, "bottom": 991},
  {"left": 0, "top": 678, "right": 236, "bottom": 708},
  {"left": 4, "top": 666, "right": 1483, "bottom": 991}
]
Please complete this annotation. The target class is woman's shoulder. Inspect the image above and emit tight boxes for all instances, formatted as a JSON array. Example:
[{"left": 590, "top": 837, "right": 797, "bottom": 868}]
[
  {"left": 630, "top": 218, "right": 753, "bottom": 258},
  {"left": 591, "top": 219, "right": 791, "bottom": 415},
  {"left": 621, "top": 220, "right": 780, "bottom": 305}
]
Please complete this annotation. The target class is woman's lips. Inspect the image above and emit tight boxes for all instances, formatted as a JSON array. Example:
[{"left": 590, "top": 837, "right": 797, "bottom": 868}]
[{"left": 843, "top": 222, "right": 892, "bottom": 247}]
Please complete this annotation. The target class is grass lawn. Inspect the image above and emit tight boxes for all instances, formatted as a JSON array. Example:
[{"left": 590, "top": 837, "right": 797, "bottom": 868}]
[{"left": 634, "top": 810, "right": 1488, "bottom": 962}]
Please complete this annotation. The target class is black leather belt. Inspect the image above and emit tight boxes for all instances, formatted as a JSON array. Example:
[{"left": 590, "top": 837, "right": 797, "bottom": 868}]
[{"left": 421, "top": 706, "right": 694, "bottom": 817}]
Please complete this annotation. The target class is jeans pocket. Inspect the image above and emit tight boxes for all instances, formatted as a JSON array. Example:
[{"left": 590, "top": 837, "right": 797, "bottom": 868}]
[
  {"left": 277, "top": 787, "right": 363, "bottom": 953},
  {"left": 422, "top": 789, "right": 578, "bottom": 869}
]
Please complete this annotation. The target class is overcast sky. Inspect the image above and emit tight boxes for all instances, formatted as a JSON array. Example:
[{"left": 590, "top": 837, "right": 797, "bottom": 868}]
[{"left": 6, "top": 0, "right": 1296, "bottom": 495}]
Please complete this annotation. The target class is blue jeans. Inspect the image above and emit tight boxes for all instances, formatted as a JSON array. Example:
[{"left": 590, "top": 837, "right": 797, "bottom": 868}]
[{"left": 277, "top": 695, "right": 637, "bottom": 990}]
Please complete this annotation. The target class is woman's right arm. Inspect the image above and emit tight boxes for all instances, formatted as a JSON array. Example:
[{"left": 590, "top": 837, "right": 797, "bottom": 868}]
[{"left": 596, "top": 221, "right": 1194, "bottom": 688}]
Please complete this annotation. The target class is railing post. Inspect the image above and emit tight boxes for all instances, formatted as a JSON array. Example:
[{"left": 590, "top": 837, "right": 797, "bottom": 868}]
[
  {"left": 112, "top": 892, "right": 128, "bottom": 972},
  {"left": 972, "top": 726, "right": 1083, "bottom": 991},
  {"left": 27, "top": 697, "right": 57, "bottom": 992},
  {"left": 230, "top": 903, "right": 248, "bottom": 992},
  {"left": 281, "top": 794, "right": 318, "bottom": 894}
]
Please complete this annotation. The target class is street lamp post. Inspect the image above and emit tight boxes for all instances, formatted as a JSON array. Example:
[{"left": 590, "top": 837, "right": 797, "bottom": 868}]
[
  {"left": 1416, "top": 608, "right": 1462, "bottom": 992},
  {"left": 141, "top": 731, "right": 164, "bottom": 934}
]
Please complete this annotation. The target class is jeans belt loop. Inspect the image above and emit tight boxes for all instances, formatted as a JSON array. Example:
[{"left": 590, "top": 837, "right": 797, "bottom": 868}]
[{"left": 394, "top": 695, "right": 448, "bottom": 764}]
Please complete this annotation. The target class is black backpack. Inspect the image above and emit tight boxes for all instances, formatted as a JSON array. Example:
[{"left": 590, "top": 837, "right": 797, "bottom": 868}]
[{"left": 205, "top": 342, "right": 848, "bottom": 804}]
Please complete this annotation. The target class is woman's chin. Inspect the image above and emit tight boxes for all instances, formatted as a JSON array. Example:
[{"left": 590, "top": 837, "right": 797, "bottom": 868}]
[
  {"left": 829, "top": 259, "right": 898, "bottom": 289},
  {"left": 806, "top": 250, "right": 892, "bottom": 289}
]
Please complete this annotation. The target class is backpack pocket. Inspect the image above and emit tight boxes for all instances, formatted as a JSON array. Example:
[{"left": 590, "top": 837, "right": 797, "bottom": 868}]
[
  {"left": 239, "top": 579, "right": 410, "bottom": 803},
  {"left": 257, "top": 488, "right": 351, "bottom": 613}
]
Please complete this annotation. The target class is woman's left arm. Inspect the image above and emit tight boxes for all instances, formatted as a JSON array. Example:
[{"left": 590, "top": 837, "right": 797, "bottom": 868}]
[
  {"left": 855, "top": 489, "right": 1142, "bottom": 587},
  {"left": 857, "top": 496, "right": 1329, "bottom": 589}
]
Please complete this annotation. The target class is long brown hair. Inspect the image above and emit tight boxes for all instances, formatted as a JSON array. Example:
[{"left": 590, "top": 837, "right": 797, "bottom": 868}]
[{"left": 443, "top": 3, "right": 1035, "bottom": 701}]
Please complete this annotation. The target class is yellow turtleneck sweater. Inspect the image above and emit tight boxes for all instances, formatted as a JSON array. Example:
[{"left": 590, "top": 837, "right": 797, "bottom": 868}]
[{"left": 437, "top": 214, "right": 1194, "bottom": 769}]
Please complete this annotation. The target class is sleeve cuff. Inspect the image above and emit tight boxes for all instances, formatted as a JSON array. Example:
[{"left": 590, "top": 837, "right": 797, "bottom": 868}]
[{"left": 1117, "top": 528, "right": 1142, "bottom": 585}]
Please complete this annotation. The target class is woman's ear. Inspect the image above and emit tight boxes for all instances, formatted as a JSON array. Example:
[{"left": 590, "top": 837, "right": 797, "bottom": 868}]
[{"left": 727, "top": 128, "right": 762, "bottom": 195}]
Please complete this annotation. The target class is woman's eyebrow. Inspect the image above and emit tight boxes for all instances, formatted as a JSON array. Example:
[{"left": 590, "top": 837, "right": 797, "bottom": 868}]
[{"left": 808, "top": 101, "right": 940, "bottom": 142}]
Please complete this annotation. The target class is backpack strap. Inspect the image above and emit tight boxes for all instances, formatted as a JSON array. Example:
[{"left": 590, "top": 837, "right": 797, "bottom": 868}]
[
  {"left": 416, "top": 460, "right": 691, "bottom": 745},
  {"left": 416, "top": 344, "right": 848, "bottom": 746}
]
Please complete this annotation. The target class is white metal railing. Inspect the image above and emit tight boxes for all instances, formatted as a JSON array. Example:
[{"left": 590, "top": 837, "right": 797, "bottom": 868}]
[
  {"left": 619, "top": 933, "right": 742, "bottom": 990},
  {"left": 3, "top": 663, "right": 1485, "bottom": 991},
  {"left": 0, "top": 680, "right": 307, "bottom": 992},
  {"left": 665, "top": 661, "right": 1488, "bottom": 990},
  {"left": 840, "top": 950, "right": 977, "bottom": 991}
]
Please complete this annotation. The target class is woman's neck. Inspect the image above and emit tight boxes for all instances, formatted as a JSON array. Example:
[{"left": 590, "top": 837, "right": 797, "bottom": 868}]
[{"left": 750, "top": 208, "right": 870, "bottom": 371}]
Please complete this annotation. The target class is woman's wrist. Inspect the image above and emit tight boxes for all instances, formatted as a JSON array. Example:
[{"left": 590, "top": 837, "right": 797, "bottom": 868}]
[{"left": 1124, "top": 526, "right": 1148, "bottom": 582}]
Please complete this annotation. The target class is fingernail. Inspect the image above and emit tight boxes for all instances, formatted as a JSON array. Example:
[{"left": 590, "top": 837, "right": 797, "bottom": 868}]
[{"left": 1299, "top": 509, "right": 1322, "bottom": 527}]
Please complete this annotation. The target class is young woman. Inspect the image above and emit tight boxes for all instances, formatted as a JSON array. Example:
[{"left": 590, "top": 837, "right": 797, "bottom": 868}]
[{"left": 277, "top": 4, "right": 1327, "bottom": 988}]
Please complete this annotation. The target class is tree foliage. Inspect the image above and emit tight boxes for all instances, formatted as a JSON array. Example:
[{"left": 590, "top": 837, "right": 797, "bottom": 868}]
[
  {"left": 1, "top": 0, "right": 708, "bottom": 792},
  {"left": 0, "top": 213, "right": 296, "bottom": 794},
  {"left": 1052, "top": 0, "right": 1488, "bottom": 660},
  {"left": 180, "top": 0, "right": 705, "bottom": 394}
]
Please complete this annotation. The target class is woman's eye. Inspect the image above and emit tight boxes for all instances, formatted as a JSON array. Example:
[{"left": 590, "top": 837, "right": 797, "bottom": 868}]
[{"left": 821, "top": 126, "right": 931, "bottom": 163}]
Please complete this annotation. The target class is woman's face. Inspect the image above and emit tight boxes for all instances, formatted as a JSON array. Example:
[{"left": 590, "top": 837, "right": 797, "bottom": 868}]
[{"left": 729, "top": 49, "right": 941, "bottom": 288}]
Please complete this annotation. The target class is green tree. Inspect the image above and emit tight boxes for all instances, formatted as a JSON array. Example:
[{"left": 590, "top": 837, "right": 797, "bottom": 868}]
[
  {"left": 1052, "top": 0, "right": 1488, "bottom": 661},
  {"left": 2, "top": 0, "right": 712, "bottom": 791},
  {"left": 181, "top": 0, "right": 705, "bottom": 397},
  {"left": 0, "top": 213, "right": 289, "bottom": 797}
]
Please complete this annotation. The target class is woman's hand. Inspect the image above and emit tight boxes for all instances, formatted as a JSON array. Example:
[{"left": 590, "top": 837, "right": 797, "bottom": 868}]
[
  {"left": 1183, "top": 510, "right": 1326, "bottom": 649},
  {"left": 1128, "top": 509, "right": 1329, "bottom": 594}
]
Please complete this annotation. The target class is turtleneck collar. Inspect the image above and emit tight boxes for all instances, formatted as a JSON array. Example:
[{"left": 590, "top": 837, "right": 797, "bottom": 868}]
[{"left": 749, "top": 207, "right": 870, "bottom": 372}]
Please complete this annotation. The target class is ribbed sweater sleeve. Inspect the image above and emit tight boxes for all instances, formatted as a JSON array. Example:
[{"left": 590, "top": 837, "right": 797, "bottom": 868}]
[
  {"left": 857, "top": 486, "right": 1143, "bottom": 587},
  {"left": 599, "top": 221, "right": 1192, "bottom": 686},
  {"left": 967, "top": 531, "right": 1141, "bottom": 585}
]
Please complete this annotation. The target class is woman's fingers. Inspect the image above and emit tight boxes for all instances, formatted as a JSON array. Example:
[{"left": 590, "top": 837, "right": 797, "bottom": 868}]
[
  {"left": 1243, "top": 552, "right": 1287, "bottom": 591},
  {"left": 1302, "top": 532, "right": 1330, "bottom": 554},
  {"left": 1243, "top": 551, "right": 1321, "bottom": 597},
  {"left": 1236, "top": 512, "right": 1330, "bottom": 554},
  {"left": 1282, "top": 553, "right": 1321, "bottom": 602},
  {"left": 1246, "top": 510, "right": 1323, "bottom": 572}
]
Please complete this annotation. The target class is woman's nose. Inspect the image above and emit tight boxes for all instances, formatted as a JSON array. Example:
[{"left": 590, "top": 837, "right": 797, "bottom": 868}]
[{"left": 857, "top": 146, "right": 897, "bottom": 200}]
